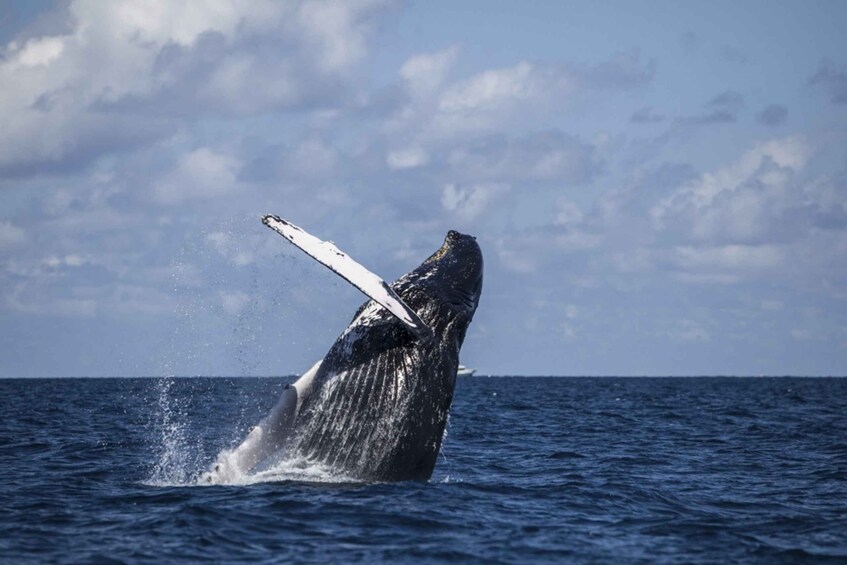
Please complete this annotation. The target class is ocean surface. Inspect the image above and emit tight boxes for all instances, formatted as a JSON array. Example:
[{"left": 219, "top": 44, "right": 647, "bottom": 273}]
[{"left": 1, "top": 376, "right": 845, "bottom": 563}]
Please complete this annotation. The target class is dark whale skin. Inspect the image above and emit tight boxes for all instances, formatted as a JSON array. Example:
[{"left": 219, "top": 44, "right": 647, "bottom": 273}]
[{"left": 289, "top": 231, "right": 483, "bottom": 482}]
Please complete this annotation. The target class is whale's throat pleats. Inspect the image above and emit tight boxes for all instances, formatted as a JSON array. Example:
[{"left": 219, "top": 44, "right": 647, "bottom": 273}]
[{"left": 289, "top": 347, "right": 424, "bottom": 479}]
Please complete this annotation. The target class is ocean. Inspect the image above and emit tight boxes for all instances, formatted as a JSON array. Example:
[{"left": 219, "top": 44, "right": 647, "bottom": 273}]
[{"left": 1, "top": 376, "right": 845, "bottom": 563}]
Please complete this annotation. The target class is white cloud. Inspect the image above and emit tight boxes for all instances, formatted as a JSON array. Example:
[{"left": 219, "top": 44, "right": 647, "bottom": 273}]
[
  {"left": 436, "top": 53, "right": 651, "bottom": 115},
  {"left": 386, "top": 146, "right": 429, "bottom": 170},
  {"left": 1, "top": 4, "right": 844, "bottom": 379},
  {"left": 379, "top": 50, "right": 651, "bottom": 187},
  {"left": 6, "top": 36, "right": 66, "bottom": 69},
  {"left": 430, "top": 62, "right": 576, "bottom": 137},
  {"left": 441, "top": 183, "right": 509, "bottom": 221},
  {"left": 295, "top": 0, "right": 387, "bottom": 73},
  {"left": 653, "top": 136, "right": 810, "bottom": 215},
  {"left": 400, "top": 46, "right": 458, "bottom": 97},
  {"left": 0, "top": 0, "right": 390, "bottom": 175},
  {"left": 70, "top": 1, "right": 264, "bottom": 47},
  {"left": 650, "top": 136, "right": 820, "bottom": 244},
  {"left": 153, "top": 148, "right": 241, "bottom": 204},
  {"left": 415, "top": 52, "right": 651, "bottom": 139},
  {"left": 44, "top": 254, "right": 89, "bottom": 268},
  {"left": 439, "top": 62, "right": 543, "bottom": 113}
]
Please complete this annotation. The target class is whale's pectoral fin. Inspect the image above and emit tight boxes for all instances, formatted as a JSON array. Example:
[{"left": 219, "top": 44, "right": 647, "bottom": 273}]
[{"left": 263, "top": 215, "right": 434, "bottom": 344}]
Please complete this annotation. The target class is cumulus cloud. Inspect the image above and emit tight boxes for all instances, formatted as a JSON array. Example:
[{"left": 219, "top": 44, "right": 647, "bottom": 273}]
[
  {"left": 2, "top": 3, "right": 845, "bottom": 377},
  {"left": 439, "top": 62, "right": 551, "bottom": 114},
  {"left": 430, "top": 61, "right": 572, "bottom": 137},
  {"left": 0, "top": 0, "right": 392, "bottom": 176},
  {"left": 153, "top": 148, "right": 242, "bottom": 204},
  {"left": 651, "top": 136, "right": 813, "bottom": 243},
  {"left": 385, "top": 49, "right": 654, "bottom": 142},
  {"left": 629, "top": 135, "right": 847, "bottom": 293},
  {"left": 436, "top": 53, "right": 653, "bottom": 130},
  {"left": 399, "top": 46, "right": 458, "bottom": 98}
]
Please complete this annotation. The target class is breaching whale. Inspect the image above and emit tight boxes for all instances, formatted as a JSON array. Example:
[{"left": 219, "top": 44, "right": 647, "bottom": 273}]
[{"left": 206, "top": 216, "right": 483, "bottom": 483}]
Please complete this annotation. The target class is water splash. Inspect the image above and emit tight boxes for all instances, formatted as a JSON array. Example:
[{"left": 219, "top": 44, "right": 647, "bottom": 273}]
[
  {"left": 146, "top": 377, "right": 204, "bottom": 486},
  {"left": 145, "top": 376, "right": 360, "bottom": 488}
]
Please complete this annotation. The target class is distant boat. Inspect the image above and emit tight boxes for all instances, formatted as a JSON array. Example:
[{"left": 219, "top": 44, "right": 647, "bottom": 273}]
[{"left": 457, "top": 365, "right": 476, "bottom": 377}]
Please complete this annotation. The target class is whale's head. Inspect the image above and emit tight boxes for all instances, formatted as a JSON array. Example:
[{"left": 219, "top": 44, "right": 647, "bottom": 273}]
[
  {"left": 394, "top": 230, "right": 483, "bottom": 348},
  {"left": 423, "top": 230, "right": 483, "bottom": 316}
]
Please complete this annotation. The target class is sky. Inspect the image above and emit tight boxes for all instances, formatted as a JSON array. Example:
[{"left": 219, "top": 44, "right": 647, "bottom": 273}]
[{"left": 1, "top": 1, "right": 847, "bottom": 377}]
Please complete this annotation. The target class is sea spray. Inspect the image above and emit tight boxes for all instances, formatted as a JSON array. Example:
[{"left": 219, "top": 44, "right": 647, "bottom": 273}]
[{"left": 148, "top": 377, "right": 204, "bottom": 486}]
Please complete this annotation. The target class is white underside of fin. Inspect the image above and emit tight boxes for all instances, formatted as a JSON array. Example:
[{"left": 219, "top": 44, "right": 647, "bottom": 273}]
[
  {"left": 204, "top": 360, "right": 323, "bottom": 484},
  {"left": 262, "top": 215, "right": 433, "bottom": 343}
]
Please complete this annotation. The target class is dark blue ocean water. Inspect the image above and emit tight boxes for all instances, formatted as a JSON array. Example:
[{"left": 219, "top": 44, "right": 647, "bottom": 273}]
[{"left": 1, "top": 377, "right": 846, "bottom": 563}]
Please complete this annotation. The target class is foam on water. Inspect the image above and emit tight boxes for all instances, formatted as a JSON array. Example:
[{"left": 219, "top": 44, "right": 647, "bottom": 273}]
[
  {"left": 223, "top": 456, "right": 358, "bottom": 486},
  {"left": 145, "top": 459, "right": 353, "bottom": 488}
]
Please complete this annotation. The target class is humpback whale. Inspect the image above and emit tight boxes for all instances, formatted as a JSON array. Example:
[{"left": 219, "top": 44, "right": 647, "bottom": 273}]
[{"left": 206, "top": 217, "right": 483, "bottom": 483}]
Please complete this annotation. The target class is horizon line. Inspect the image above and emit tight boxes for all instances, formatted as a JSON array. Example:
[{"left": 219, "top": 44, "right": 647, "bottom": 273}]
[{"left": 1, "top": 374, "right": 845, "bottom": 379}]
